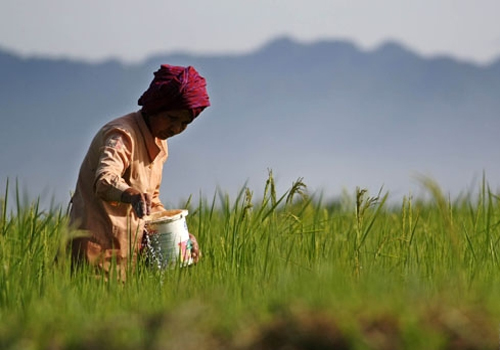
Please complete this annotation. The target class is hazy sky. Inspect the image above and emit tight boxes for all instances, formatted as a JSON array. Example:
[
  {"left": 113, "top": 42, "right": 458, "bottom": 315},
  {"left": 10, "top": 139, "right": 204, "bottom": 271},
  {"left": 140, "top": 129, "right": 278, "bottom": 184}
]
[{"left": 1, "top": 0, "right": 499, "bottom": 64}]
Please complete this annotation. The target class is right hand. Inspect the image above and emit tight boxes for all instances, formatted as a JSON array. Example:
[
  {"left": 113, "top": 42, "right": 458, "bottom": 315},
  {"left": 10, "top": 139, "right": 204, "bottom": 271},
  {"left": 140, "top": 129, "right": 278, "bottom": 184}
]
[
  {"left": 189, "top": 233, "right": 201, "bottom": 264},
  {"left": 121, "top": 188, "right": 151, "bottom": 218}
]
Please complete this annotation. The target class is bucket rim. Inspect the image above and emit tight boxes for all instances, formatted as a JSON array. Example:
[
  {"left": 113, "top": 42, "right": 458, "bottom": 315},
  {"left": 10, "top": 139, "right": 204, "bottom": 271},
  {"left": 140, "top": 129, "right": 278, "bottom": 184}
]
[{"left": 145, "top": 209, "right": 188, "bottom": 224}]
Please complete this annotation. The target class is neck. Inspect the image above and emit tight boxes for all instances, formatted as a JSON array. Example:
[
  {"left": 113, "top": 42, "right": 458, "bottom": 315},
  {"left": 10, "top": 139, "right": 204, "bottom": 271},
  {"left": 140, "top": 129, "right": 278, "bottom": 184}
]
[{"left": 141, "top": 110, "right": 152, "bottom": 133}]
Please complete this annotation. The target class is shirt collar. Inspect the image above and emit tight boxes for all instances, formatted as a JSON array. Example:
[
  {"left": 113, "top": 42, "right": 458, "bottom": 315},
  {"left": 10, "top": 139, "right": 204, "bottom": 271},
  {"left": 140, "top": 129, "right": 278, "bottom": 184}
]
[{"left": 134, "top": 111, "right": 165, "bottom": 161}]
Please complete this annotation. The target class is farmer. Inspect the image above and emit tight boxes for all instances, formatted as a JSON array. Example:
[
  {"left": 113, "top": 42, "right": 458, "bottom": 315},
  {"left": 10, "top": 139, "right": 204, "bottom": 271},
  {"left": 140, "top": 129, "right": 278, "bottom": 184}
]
[{"left": 69, "top": 64, "right": 210, "bottom": 279}]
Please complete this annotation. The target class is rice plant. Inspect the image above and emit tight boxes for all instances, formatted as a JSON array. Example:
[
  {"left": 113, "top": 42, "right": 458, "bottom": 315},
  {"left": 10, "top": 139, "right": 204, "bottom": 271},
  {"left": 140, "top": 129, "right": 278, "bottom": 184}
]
[{"left": 0, "top": 173, "right": 499, "bottom": 349}]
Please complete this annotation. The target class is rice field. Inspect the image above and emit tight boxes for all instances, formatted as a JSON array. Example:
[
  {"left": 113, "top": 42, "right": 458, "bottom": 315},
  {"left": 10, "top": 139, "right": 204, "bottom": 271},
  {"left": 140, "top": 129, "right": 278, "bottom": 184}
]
[{"left": 1, "top": 173, "right": 499, "bottom": 349}]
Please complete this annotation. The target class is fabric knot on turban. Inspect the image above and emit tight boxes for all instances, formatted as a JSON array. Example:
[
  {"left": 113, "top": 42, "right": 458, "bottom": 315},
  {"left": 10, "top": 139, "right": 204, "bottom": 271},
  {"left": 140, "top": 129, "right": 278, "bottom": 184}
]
[{"left": 138, "top": 64, "right": 210, "bottom": 118}]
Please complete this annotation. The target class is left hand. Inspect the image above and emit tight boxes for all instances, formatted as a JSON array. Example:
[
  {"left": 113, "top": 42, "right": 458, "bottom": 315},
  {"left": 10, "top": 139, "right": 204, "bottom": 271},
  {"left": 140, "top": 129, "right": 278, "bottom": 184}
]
[{"left": 189, "top": 233, "right": 201, "bottom": 263}]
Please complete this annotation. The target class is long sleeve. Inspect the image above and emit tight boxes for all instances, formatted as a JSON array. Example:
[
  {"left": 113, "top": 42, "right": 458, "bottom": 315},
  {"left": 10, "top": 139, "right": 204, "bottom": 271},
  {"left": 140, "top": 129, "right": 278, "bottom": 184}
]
[{"left": 94, "top": 130, "right": 133, "bottom": 202}]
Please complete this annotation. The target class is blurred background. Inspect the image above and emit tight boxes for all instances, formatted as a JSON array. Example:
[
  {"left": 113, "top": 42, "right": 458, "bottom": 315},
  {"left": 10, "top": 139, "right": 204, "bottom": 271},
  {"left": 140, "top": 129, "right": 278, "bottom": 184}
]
[{"left": 0, "top": 0, "right": 499, "bottom": 209}]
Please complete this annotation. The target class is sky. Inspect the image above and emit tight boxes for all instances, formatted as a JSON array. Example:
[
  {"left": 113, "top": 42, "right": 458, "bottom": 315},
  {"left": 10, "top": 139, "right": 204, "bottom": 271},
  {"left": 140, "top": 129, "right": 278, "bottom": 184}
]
[{"left": 1, "top": 0, "right": 499, "bottom": 65}]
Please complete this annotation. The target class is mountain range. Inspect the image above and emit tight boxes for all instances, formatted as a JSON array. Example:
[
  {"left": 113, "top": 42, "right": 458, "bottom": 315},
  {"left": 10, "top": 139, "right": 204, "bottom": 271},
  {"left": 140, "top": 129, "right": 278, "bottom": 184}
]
[{"left": 1, "top": 37, "right": 499, "bottom": 209}]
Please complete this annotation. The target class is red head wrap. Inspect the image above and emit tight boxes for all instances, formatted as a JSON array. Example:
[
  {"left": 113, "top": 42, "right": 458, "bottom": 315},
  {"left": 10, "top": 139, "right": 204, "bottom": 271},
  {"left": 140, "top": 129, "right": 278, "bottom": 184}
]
[{"left": 138, "top": 64, "right": 210, "bottom": 118}]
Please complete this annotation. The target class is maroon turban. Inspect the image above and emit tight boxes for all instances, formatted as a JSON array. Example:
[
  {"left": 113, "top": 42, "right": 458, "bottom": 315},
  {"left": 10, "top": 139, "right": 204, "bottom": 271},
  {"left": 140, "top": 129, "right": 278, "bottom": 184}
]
[{"left": 138, "top": 64, "right": 210, "bottom": 118}]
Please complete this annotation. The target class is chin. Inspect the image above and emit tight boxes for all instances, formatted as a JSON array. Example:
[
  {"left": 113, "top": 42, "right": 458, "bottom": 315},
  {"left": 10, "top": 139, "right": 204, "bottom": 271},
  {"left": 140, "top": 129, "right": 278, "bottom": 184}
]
[{"left": 157, "top": 133, "right": 170, "bottom": 140}]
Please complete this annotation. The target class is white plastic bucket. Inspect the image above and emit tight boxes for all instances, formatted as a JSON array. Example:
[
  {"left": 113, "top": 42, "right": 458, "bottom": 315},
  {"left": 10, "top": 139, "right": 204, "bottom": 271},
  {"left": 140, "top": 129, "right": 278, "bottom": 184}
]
[{"left": 144, "top": 209, "right": 193, "bottom": 269}]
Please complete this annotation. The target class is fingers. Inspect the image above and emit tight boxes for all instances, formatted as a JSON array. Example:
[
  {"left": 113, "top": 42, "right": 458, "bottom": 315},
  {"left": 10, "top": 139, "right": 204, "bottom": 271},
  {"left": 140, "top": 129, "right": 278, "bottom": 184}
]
[
  {"left": 189, "top": 233, "right": 201, "bottom": 263},
  {"left": 133, "top": 197, "right": 146, "bottom": 218},
  {"left": 121, "top": 189, "right": 152, "bottom": 218},
  {"left": 133, "top": 193, "right": 152, "bottom": 218},
  {"left": 144, "top": 193, "right": 152, "bottom": 216}
]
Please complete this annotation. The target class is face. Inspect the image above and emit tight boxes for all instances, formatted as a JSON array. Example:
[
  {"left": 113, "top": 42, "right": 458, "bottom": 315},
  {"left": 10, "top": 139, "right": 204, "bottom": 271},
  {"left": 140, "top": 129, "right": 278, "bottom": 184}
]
[{"left": 147, "top": 109, "right": 193, "bottom": 140}]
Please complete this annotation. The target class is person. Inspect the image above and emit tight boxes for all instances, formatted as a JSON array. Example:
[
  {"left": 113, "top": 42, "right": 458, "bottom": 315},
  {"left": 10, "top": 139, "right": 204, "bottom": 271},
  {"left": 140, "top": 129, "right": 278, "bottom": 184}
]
[{"left": 69, "top": 64, "right": 210, "bottom": 279}]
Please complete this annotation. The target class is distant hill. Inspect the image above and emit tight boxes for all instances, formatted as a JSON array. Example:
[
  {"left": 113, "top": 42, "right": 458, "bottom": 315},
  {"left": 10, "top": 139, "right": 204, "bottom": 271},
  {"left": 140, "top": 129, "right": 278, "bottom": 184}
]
[{"left": 1, "top": 37, "right": 499, "bottom": 208}]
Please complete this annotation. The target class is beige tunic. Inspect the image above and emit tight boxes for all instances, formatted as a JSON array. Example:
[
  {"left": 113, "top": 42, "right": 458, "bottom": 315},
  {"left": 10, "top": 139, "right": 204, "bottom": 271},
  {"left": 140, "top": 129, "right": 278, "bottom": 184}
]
[{"left": 69, "top": 111, "right": 167, "bottom": 276}]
